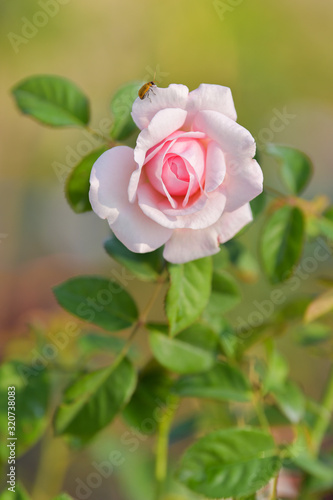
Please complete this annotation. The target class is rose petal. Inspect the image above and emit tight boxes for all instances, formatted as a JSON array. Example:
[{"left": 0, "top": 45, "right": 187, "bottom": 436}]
[
  {"left": 193, "top": 110, "right": 262, "bottom": 210},
  {"left": 162, "top": 155, "right": 190, "bottom": 196},
  {"left": 131, "top": 84, "right": 189, "bottom": 130},
  {"left": 89, "top": 146, "right": 172, "bottom": 252},
  {"left": 205, "top": 141, "right": 226, "bottom": 193},
  {"left": 137, "top": 182, "right": 226, "bottom": 229},
  {"left": 163, "top": 227, "right": 221, "bottom": 264},
  {"left": 145, "top": 130, "right": 206, "bottom": 164},
  {"left": 129, "top": 108, "right": 187, "bottom": 202},
  {"left": 215, "top": 203, "right": 253, "bottom": 243},
  {"left": 193, "top": 110, "right": 256, "bottom": 158},
  {"left": 163, "top": 203, "right": 253, "bottom": 263},
  {"left": 160, "top": 189, "right": 206, "bottom": 216},
  {"left": 168, "top": 135, "right": 206, "bottom": 181},
  {"left": 222, "top": 158, "right": 263, "bottom": 212},
  {"left": 145, "top": 141, "right": 178, "bottom": 208},
  {"left": 186, "top": 83, "right": 237, "bottom": 123}
]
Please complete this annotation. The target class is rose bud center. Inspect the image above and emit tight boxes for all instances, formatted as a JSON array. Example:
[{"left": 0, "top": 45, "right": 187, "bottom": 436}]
[{"left": 145, "top": 136, "right": 206, "bottom": 203}]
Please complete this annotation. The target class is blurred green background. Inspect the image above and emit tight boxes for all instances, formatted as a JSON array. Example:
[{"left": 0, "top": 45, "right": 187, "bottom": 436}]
[
  {"left": 2, "top": 0, "right": 333, "bottom": 371},
  {"left": 1, "top": 1, "right": 333, "bottom": 498}
]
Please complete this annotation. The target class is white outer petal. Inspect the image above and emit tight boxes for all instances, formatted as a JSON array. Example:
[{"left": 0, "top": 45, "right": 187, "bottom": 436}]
[
  {"left": 205, "top": 141, "right": 227, "bottom": 193},
  {"left": 222, "top": 158, "right": 263, "bottom": 212},
  {"left": 186, "top": 83, "right": 237, "bottom": 123},
  {"left": 163, "top": 203, "right": 253, "bottom": 263},
  {"left": 163, "top": 228, "right": 221, "bottom": 264},
  {"left": 131, "top": 84, "right": 189, "bottom": 130},
  {"left": 89, "top": 146, "right": 172, "bottom": 253},
  {"left": 193, "top": 109, "right": 263, "bottom": 210},
  {"left": 215, "top": 203, "right": 253, "bottom": 243},
  {"left": 193, "top": 110, "right": 256, "bottom": 158}
]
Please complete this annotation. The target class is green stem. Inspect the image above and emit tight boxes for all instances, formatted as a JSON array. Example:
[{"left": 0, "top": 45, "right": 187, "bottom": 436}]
[
  {"left": 32, "top": 428, "right": 70, "bottom": 500},
  {"left": 311, "top": 365, "right": 333, "bottom": 455},
  {"left": 140, "top": 281, "right": 164, "bottom": 323},
  {"left": 270, "top": 473, "right": 279, "bottom": 500},
  {"left": 155, "top": 395, "right": 180, "bottom": 500},
  {"left": 264, "top": 185, "right": 286, "bottom": 198},
  {"left": 253, "top": 392, "right": 270, "bottom": 432},
  {"left": 85, "top": 125, "right": 115, "bottom": 146},
  {"left": 111, "top": 281, "right": 164, "bottom": 369},
  {"left": 112, "top": 321, "right": 142, "bottom": 368}
]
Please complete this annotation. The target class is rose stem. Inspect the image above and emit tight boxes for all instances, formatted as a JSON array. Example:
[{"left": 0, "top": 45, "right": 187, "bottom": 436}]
[
  {"left": 311, "top": 364, "right": 333, "bottom": 455},
  {"left": 154, "top": 395, "right": 180, "bottom": 500}
]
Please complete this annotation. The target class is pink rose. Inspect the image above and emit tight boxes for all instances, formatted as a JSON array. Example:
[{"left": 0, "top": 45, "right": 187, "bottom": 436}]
[{"left": 89, "top": 84, "right": 263, "bottom": 264}]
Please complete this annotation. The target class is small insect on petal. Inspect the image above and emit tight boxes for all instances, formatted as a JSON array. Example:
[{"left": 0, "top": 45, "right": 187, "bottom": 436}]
[{"left": 138, "top": 81, "right": 156, "bottom": 101}]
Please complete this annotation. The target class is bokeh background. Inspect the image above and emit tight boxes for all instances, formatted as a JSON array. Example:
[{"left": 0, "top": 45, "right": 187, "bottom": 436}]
[{"left": 1, "top": 0, "right": 333, "bottom": 498}]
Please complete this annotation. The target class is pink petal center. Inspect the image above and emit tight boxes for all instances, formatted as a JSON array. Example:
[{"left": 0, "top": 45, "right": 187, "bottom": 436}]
[
  {"left": 169, "top": 156, "right": 190, "bottom": 182},
  {"left": 144, "top": 132, "right": 206, "bottom": 204}
]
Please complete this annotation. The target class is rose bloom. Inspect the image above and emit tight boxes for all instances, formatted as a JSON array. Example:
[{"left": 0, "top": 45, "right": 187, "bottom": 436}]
[{"left": 89, "top": 84, "right": 263, "bottom": 264}]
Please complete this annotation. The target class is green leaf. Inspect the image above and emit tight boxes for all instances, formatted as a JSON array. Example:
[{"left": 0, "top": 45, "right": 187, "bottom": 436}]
[
  {"left": 291, "top": 452, "right": 333, "bottom": 481},
  {"left": 110, "top": 81, "right": 141, "bottom": 141},
  {"left": 104, "top": 235, "right": 165, "bottom": 281},
  {"left": 0, "top": 484, "right": 30, "bottom": 500},
  {"left": 305, "top": 461, "right": 333, "bottom": 493},
  {"left": 173, "top": 362, "right": 252, "bottom": 402},
  {"left": 122, "top": 364, "right": 172, "bottom": 434},
  {"left": 288, "top": 430, "right": 333, "bottom": 480},
  {"left": 265, "top": 144, "right": 313, "bottom": 194},
  {"left": 78, "top": 332, "right": 127, "bottom": 355},
  {"left": 293, "top": 322, "right": 332, "bottom": 346},
  {"left": 203, "top": 270, "right": 241, "bottom": 317},
  {"left": 216, "top": 319, "right": 239, "bottom": 359},
  {"left": 176, "top": 323, "right": 221, "bottom": 354},
  {"left": 54, "top": 357, "right": 136, "bottom": 440},
  {"left": 263, "top": 350, "right": 289, "bottom": 393},
  {"left": 262, "top": 405, "right": 290, "bottom": 426},
  {"left": 148, "top": 329, "right": 215, "bottom": 374},
  {"left": 0, "top": 362, "right": 50, "bottom": 461},
  {"left": 324, "top": 206, "right": 333, "bottom": 221},
  {"left": 260, "top": 206, "right": 305, "bottom": 283},
  {"left": 271, "top": 381, "right": 305, "bottom": 423},
  {"left": 12, "top": 75, "right": 90, "bottom": 127},
  {"left": 277, "top": 297, "right": 312, "bottom": 321},
  {"left": 225, "top": 240, "right": 260, "bottom": 283},
  {"left": 52, "top": 495, "right": 73, "bottom": 500},
  {"left": 312, "top": 207, "right": 333, "bottom": 242},
  {"left": 201, "top": 314, "right": 239, "bottom": 359},
  {"left": 66, "top": 147, "right": 107, "bottom": 213},
  {"left": 177, "top": 428, "right": 281, "bottom": 498},
  {"left": 315, "top": 216, "right": 333, "bottom": 241},
  {"left": 166, "top": 257, "right": 212, "bottom": 336},
  {"left": 250, "top": 191, "right": 267, "bottom": 217},
  {"left": 53, "top": 276, "right": 138, "bottom": 332}
]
